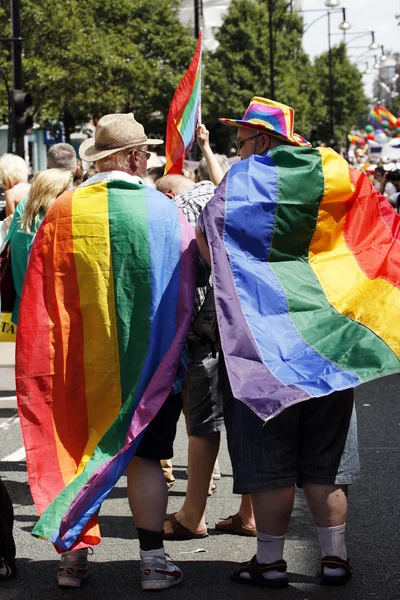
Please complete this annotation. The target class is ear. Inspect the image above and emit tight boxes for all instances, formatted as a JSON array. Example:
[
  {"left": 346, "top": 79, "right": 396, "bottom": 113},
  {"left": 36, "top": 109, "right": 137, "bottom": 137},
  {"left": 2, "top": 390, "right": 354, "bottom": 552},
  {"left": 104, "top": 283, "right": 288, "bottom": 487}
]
[
  {"left": 260, "top": 134, "right": 271, "bottom": 152},
  {"left": 129, "top": 150, "right": 139, "bottom": 174}
]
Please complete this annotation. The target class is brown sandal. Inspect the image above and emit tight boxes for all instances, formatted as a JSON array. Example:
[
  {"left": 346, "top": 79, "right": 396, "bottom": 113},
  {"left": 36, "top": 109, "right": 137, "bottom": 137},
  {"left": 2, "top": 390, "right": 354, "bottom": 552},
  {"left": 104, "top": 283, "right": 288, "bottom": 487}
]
[
  {"left": 215, "top": 513, "right": 256, "bottom": 537},
  {"left": 231, "top": 555, "right": 288, "bottom": 589},
  {"left": 163, "top": 513, "right": 208, "bottom": 540}
]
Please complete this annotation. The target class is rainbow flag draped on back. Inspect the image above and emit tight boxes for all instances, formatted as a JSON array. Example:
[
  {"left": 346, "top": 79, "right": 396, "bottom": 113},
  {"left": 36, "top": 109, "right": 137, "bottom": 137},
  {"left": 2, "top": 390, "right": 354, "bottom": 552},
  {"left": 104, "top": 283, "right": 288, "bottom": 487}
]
[
  {"left": 368, "top": 105, "right": 397, "bottom": 129},
  {"left": 164, "top": 32, "right": 202, "bottom": 175},
  {"left": 16, "top": 174, "right": 197, "bottom": 550},
  {"left": 199, "top": 147, "right": 400, "bottom": 421}
]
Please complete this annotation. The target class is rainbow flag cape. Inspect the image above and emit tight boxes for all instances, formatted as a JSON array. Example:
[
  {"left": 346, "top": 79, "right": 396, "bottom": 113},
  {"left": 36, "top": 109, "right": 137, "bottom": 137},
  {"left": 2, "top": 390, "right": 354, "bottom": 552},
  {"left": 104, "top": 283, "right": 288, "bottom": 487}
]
[
  {"left": 16, "top": 175, "right": 197, "bottom": 551},
  {"left": 164, "top": 31, "right": 202, "bottom": 175},
  {"left": 368, "top": 105, "right": 397, "bottom": 130},
  {"left": 199, "top": 147, "right": 400, "bottom": 421}
]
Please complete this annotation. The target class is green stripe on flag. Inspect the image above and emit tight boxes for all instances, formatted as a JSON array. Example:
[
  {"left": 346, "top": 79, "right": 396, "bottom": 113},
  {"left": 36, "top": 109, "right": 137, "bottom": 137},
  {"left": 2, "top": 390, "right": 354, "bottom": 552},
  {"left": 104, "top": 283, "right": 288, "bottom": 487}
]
[{"left": 268, "top": 147, "right": 399, "bottom": 381}]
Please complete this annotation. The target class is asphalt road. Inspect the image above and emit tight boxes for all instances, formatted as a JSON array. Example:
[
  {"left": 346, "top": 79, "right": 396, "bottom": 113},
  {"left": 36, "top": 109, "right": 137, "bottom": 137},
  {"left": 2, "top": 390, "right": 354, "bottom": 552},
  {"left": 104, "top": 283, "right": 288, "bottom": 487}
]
[{"left": 1, "top": 341, "right": 400, "bottom": 599}]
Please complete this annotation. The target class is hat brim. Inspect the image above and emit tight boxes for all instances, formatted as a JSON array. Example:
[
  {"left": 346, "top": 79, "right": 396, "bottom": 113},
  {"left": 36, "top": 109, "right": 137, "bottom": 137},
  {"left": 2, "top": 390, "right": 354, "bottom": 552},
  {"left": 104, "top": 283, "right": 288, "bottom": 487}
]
[
  {"left": 79, "top": 137, "right": 164, "bottom": 162},
  {"left": 219, "top": 118, "right": 311, "bottom": 148}
]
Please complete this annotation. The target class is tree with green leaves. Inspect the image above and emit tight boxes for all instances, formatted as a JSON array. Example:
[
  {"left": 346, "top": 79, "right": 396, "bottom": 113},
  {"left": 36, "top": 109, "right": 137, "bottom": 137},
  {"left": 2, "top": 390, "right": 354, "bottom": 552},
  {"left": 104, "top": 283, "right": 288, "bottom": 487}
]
[
  {"left": 201, "top": 0, "right": 369, "bottom": 151},
  {"left": 309, "top": 43, "right": 369, "bottom": 145},
  {"left": 0, "top": 0, "right": 196, "bottom": 140},
  {"left": 202, "top": 0, "right": 315, "bottom": 153}
]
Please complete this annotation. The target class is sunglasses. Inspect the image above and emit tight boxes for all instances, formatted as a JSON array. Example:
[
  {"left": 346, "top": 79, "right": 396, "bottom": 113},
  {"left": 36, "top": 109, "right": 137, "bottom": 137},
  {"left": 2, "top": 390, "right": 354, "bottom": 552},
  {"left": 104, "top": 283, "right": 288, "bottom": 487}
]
[
  {"left": 234, "top": 133, "right": 262, "bottom": 151},
  {"left": 131, "top": 147, "right": 152, "bottom": 160}
]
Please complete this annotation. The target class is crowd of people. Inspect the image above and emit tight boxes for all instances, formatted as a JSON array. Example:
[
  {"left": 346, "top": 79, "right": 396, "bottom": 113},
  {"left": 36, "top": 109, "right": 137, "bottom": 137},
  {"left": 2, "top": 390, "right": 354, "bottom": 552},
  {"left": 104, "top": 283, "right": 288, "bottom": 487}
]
[{"left": 0, "top": 97, "right": 398, "bottom": 592}]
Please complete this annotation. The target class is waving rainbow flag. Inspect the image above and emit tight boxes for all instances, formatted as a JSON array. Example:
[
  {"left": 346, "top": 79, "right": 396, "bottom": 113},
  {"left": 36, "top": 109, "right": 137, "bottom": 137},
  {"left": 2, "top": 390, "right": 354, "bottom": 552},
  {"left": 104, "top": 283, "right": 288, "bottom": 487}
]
[
  {"left": 16, "top": 175, "right": 197, "bottom": 550},
  {"left": 199, "top": 147, "right": 400, "bottom": 421},
  {"left": 368, "top": 105, "right": 397, "bottom": 130},
  {"left": 164, "top": 31, "right": 202, "bottom": 175}
]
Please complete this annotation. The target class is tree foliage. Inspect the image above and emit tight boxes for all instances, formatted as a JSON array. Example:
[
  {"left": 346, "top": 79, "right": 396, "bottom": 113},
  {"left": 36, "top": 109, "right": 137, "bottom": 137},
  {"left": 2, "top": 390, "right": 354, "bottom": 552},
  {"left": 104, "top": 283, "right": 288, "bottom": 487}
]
[
  {"left": 0, "top": 0, "right": 370, "bottom": 148},
  {"left": 309, "top": 43, "right": 369, "bottom": 145},
  {"left": 202, "top": 0, "right": 314, "bottom": 153},
  {"left": 0, "top": 0, "right": 196, "bottom": 139},
  {"left": 201, "top": 0, "right": 369, "bottom": 152}
]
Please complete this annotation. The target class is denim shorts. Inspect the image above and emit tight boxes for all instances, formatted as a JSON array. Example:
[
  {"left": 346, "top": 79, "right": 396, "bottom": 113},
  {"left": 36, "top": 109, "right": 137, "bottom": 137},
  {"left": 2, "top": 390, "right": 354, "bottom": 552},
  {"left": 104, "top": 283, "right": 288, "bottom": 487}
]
[
  {"left": 186, "top": 338, "right": 225, "bottom": 436},
  {"left": 220, "top": 356, "right": 360, "bottom": 494}
]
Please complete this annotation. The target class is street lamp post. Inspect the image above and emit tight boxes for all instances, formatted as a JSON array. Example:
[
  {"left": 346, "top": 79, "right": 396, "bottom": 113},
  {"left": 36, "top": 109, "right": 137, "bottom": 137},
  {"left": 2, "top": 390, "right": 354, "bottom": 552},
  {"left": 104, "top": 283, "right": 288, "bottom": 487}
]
[
  {"left": 10, "top": 0, "right": 24, "bottom": 157},
  {"left": 302, "top": 5, "right": 350, "bottom": 142},
  {"left": 327, "top": 10, "right": 334, "bottom": 140},
  {"left": 194, "top": 0, "right": 202, "bottom": 39}
]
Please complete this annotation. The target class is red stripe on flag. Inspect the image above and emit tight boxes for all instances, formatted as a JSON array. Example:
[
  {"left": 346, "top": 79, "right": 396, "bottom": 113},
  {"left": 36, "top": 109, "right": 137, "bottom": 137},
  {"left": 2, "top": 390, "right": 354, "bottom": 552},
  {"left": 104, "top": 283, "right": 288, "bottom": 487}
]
[
  {"left": 345, "top": 169, "right": 400, "bottom": 288},
  {"left": 164, "top": 32, "right": 202, "bottom": 175}
]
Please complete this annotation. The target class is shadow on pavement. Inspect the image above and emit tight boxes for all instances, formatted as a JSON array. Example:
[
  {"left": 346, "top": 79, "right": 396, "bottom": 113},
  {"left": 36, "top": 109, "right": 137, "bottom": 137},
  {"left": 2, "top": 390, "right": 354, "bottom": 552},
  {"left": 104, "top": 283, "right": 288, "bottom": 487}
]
[{"left": 0, "top": 557, "right": 370, "bottom": 600}]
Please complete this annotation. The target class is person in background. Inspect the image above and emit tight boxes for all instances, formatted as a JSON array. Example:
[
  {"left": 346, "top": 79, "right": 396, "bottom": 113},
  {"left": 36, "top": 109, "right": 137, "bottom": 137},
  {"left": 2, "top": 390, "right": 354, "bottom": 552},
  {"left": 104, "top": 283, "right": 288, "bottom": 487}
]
[
  {"left": 0, "top": 479, "right": 17, "bottom": 581},
  {"left": 73, "top": 159, "right": 84, "bottom": 187},
  {"left": 5, "top": 169, "right": 73, "bottom": 325},
  {"left": 373, "top": 166, "right": 385, "bottom": 191},
  {"left": 47, "top": 143, "right": 77, "bottom": 173},
  {"left": 0, "top": 154, "right": 30, "bottom": 217},
  {"left": 82, "top": 165, "right": 98, "bottom": 182},
  {"left": 156, "top": 173, "right": 195, "bottom": 196},
  {"left": 381, "top": 169, "right": 400, "bottom": 199},
  {"left": 162, "top": 125, "right": 231, "bottom": 540},
  {"left": 147, "top": 166, "right": 165, "bottom": 184}
]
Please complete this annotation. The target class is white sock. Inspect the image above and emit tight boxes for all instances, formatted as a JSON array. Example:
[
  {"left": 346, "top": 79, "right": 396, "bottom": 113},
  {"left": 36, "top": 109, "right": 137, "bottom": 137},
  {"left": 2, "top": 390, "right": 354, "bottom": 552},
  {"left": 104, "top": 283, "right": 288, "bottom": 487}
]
[
  {"left": 246, "top": 532, "right": 286, "bottom": 581},
  {"left": 140, "top": 547, "right": 164, "bottom": 562},
  {"left": 317, "top": 524, "right": 347, "bottom": 577}
]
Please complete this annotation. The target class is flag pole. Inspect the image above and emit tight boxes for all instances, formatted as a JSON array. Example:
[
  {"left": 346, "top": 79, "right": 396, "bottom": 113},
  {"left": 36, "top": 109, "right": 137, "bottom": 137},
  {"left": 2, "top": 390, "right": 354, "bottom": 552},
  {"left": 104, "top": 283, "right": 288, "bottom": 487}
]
[{"left": 197, "top": 28, "right": 203, "bottom": 127}]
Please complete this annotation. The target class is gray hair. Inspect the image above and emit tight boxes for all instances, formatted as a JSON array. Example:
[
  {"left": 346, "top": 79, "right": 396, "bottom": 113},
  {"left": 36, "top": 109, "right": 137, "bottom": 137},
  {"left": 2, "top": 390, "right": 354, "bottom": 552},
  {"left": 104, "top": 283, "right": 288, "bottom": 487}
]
[
  {"left": 198, "top": 154, "right": 229, "bottom": 182},
  {"left": 96, "top": 149, "right": 131, "bottom": 173},
  {"left": 47, "top": 143, "right": 77, "bottom": 174}
]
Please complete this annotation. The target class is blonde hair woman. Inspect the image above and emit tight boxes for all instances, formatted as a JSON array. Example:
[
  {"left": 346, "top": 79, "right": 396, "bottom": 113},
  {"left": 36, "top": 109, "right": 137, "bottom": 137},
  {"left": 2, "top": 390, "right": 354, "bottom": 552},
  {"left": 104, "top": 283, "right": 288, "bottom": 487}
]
[
  {"left": 0, "top": 153, "right": 31, "bottom": 216},
  {"left": 5, "top": 168, "right": 72, "bottom": 324}
]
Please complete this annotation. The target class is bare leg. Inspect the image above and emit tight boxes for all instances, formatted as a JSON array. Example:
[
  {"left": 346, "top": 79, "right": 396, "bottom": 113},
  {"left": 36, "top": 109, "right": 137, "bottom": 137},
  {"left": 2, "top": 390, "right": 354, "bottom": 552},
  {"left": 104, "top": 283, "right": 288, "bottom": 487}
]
[
  {"left": 303, "top": 484, "right": 347, "bottom": 527},
  {"left": 251, "top": 486, "right": 295, "bottom": 536},
  {"left": 127, "top": 456, "right": 168, "bottom": 531},
  {"left": 216, "top": 493, "right": 256, "bottom": 530},
  {"left": 164, "top": 431, "right": 220, "bottom": 534}
]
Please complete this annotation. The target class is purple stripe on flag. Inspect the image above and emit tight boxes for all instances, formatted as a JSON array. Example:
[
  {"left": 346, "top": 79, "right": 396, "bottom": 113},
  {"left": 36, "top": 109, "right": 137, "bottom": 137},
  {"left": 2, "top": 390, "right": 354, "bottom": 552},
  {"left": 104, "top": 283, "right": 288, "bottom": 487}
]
[{"left": 200, "top": 171, "right": 309, "bottom": 421}]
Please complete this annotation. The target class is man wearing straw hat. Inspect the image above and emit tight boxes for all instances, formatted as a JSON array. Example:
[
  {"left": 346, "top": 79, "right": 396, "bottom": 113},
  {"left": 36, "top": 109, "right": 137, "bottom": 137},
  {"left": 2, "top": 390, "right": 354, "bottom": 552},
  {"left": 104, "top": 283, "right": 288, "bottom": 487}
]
[
  {"left": 196, "top": 97, "right": 361, "bottom": 588},
  {"left": 17, "top": 113, "right": 197, "bottom": 591}
]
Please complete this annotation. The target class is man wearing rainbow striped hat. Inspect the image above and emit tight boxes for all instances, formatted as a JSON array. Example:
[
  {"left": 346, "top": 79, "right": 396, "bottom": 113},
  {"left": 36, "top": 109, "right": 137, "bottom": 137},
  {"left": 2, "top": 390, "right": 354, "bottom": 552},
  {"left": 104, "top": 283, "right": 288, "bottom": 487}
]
[{"left": 197, "top": 96, "right": 400, "bottom": 588}]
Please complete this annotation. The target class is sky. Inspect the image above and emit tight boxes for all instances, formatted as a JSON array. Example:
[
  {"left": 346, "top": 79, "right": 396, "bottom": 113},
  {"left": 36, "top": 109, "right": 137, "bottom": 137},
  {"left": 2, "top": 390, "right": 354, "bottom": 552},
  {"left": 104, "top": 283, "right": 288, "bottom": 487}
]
[
  {"left": 300, "top": 0, "right": 399, "bottom": 97},
  {"left": 180, "top": 0, "right": 400, "bottom": 97}
]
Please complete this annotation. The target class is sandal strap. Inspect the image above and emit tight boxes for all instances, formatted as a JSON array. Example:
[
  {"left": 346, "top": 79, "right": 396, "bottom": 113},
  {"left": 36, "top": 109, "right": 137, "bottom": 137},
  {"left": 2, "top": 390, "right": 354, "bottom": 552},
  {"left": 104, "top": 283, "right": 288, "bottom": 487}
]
[
  {"left": 235, "top": 555, "right": 287, "bottom": 584},
  {"left": 321, "top": 556, "right": 352, "bottom": 572}
]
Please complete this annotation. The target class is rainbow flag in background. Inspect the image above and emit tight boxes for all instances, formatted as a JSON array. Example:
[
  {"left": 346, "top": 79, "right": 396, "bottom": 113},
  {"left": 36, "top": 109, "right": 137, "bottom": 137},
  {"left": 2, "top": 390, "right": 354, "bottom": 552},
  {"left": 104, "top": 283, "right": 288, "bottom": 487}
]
[
  {"left": 16, "top": 176, "right": 197, "bottom": 550},
  {"left": 368, "top": 105, "right": 397, "bottom": 129},
  {"left": 199, "top": 147, "right": 400, "bottom": 421},
  {"left": 164, "top": 31, "right": 202, "bottom": 175}
]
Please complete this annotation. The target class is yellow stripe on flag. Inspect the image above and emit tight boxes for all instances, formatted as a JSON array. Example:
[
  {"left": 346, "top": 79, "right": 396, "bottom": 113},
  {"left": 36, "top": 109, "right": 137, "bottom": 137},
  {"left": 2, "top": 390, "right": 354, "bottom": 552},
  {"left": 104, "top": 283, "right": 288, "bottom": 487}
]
[
  {"left": 309, "top": 148, "right": 400, "bottom": 357},
  {"left": 71, "top": 183, "right": 122, "bottom": 476}
]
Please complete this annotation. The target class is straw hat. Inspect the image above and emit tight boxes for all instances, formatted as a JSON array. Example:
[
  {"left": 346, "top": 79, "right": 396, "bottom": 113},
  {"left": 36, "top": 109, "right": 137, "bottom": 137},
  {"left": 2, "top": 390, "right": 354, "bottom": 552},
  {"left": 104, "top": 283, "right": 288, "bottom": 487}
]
[
  {"left": 79, "top": 113, "right": 163, "bottom": 162},
  {"left": 219, "top": 96, "right": 311, "bottom": 148}
]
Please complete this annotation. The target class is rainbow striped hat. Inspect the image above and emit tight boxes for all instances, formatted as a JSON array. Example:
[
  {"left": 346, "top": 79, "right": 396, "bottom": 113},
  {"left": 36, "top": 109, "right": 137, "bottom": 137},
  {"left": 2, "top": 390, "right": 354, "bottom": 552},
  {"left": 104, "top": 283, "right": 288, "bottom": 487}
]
[{"left": 219, "top": 96, "right": 311, "bottom": 148}]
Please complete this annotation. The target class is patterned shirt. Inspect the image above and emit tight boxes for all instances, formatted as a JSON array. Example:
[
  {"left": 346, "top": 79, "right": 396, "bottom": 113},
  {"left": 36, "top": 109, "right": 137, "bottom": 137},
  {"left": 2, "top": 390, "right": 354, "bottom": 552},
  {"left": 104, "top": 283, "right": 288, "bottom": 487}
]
[{"left": 173, "top": 181, "right": 215, "bottom": 339}]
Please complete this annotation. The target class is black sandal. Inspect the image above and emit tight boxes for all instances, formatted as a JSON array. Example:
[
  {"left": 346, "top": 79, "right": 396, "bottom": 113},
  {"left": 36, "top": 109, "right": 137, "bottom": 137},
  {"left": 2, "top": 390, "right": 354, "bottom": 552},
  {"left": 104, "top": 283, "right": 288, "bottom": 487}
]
[
  {"left": 320, "top": 555, "right": 352, "bottom": 586},
  {"left": 231, "top": 555, "right": 288, "bottom": 589}
]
